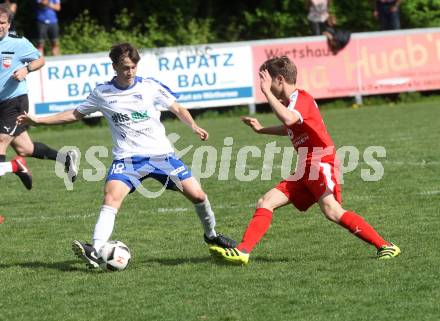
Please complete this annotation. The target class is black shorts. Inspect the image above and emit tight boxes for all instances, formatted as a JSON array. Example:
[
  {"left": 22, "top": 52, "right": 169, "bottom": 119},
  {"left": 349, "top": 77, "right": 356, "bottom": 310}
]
[
  {"left": 37, "top": 22, "right": 60, "bottom": 43},
  {"left": 0, "top": 94, "right": 29, "bottom": 136}
]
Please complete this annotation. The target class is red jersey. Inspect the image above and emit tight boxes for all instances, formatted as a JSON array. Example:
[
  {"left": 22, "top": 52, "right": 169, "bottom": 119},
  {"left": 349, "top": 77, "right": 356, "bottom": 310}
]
[{"left": 285, "top": 89, "right": 335, "bottom": 163}]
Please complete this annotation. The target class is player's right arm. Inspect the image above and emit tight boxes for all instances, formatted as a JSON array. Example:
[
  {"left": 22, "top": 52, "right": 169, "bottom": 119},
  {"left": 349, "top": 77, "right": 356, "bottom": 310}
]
[
  {"left": 241, "top": 116, "right": 287, "bottom": 136},
  {"left": 259, "top": 69, "right": 300, "bottom": 127},
  {"left": 17, "top": 109, "right": 84, "bottom": 126},
  {"left": 18, "top": 87, "right": 100, "bottom": 126}
]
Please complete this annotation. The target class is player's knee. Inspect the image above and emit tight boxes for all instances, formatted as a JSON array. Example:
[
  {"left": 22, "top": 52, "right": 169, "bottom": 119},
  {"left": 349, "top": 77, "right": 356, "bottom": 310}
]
[
  {"left": 103, "top": 193, "right": 122, "bottom": 209},
  {"left": 256, "top": 197, "right": 272, "bottom": 210},
  {"left": 192, "top": 190, "right": 206, "bottom": 204},
  {"left": 321, "top": 204, "right": 343, "bottom": 223},
  {"left": 15, "top": 147, "right": 32, "bottom": 157},
  {"left": 103, "top": 193, "right": 115, "bottom": 205}
]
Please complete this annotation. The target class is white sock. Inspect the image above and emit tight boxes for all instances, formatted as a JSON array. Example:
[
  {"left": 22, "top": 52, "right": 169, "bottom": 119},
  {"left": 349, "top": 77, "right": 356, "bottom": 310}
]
[
  {"left": 0, "top": 162, "right": 13, "bottom": 176},
  {"left": 92, "top": 205, "right": 117, "bottom": 251},
  {"left": 194, "top": 196, "right": 216, "bottom": 238}
]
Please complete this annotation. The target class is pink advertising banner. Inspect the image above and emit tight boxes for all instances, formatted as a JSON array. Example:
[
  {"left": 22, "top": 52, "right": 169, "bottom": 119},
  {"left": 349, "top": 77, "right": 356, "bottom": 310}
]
[{"left": 252, "top": 29, "right": 440, "bottom": 102}]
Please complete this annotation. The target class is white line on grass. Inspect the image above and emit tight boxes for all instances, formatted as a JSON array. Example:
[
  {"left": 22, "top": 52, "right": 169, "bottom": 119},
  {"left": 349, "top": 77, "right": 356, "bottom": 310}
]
[
  {"left": 417, "top": 191, "right": 440, "bottom": 195},
  {"left": 157, "top": 203, "right": 256, "bottom": 213},
  {"left": 7, "top": 188, "right": 438, "bottom": 223},
  {"left": 10, "top": 213, "right": 96, "bottom": 222},
  {"left": 5, "top": 204, "right": 258, "bottom": 222}
]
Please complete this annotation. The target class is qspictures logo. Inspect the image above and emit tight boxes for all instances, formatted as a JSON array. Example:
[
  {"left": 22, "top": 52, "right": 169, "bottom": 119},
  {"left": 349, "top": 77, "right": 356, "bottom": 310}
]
[{"left": 55, "top": 133, "right": 389, "bottom": 197}]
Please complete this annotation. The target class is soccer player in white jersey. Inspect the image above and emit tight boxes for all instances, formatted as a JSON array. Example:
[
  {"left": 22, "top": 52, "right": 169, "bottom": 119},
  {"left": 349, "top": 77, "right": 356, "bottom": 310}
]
[{"left": 18, "top": 43, "right": 236, "bottom": 269}]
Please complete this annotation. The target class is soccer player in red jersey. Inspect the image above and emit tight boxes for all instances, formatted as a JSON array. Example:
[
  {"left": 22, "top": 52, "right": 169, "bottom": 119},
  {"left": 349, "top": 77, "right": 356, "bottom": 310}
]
[{"left": 210, "top": 56, "right": 400, "bottom": 264}]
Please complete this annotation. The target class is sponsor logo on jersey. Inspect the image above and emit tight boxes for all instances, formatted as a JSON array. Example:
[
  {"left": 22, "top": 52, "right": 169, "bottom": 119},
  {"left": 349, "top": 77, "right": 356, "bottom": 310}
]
[
  {"left": 131, "top": 111, "right": 149, "bottom": 121},
  {"left": 133, "top": 94, "right": 143, "bottom": 100},
  {"left": 2, "top": 55, "right": 12, "bottom": 68},
  {"left": 292, "top": 133, "right": 310, "bottom": 148},
  {"left": 112, "top": 112, "right": 130, "bottom": 123},
  {"left": 108, "top": 100, "right": 117, "bottom": 104},
  {"left": 112, "top": 111, "right": 150, "bottom": 123}
]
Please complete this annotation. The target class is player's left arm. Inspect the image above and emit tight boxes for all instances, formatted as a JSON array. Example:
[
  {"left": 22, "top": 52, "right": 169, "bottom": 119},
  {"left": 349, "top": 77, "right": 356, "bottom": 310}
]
[
  {"left": 168, "top": 102, "right": 209, "bottom": 141},
  {"left": 12, "top": 56, "right": 45, "bottom": 82}
]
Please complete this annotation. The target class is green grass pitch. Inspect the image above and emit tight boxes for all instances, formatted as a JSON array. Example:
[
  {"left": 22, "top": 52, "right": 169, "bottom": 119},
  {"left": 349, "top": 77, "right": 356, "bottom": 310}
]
[{"left": 0, "top": 100, "right": 439, "bottom": 321}]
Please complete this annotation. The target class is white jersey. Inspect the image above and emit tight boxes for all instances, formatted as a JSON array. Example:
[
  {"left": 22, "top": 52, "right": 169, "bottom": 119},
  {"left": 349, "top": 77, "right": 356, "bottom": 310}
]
[{"left": 76, "top": 76, "right": 177, "bottom": 160}]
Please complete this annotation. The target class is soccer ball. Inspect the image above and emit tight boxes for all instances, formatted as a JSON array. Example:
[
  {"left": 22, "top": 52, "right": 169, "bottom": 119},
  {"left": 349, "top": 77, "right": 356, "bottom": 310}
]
[{"left": 98, "top": 240, "right": 131, "bottom": 271}]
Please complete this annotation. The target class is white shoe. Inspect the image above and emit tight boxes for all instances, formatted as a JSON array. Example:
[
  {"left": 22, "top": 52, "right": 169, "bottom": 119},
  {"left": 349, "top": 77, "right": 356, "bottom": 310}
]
[{"left": 64, "top": 150, "right": 79, "bottom": 183}]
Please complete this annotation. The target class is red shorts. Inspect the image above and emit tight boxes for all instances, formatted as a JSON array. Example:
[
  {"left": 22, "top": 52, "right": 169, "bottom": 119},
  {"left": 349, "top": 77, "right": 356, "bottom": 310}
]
[{"left": 275, "top": 162, "right": 342, "bottom": 212}]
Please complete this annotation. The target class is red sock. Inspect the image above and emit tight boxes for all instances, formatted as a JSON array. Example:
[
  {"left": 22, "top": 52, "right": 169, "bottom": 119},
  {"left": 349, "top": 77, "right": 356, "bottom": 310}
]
[
  {"left": 339, "top": 211, "right": 388, "bottom": 249},
  {"left": 237, "top": 208, "right": 273, "bottom": 253},
  {"left": 11, "top": 160, "right": 18, "bottom": 173}
]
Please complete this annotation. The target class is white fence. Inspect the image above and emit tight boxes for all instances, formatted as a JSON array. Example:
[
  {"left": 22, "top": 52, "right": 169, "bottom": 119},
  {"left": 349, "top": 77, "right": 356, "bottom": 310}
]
[{"left": 27, "top": 28, "right": 440, "bottom": 116}]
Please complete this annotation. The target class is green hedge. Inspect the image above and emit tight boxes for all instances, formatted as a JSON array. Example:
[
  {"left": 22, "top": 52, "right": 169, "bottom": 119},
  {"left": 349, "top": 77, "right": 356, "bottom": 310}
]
[{"left": 55, "top": 0, "right": 439, "bottom": 54}]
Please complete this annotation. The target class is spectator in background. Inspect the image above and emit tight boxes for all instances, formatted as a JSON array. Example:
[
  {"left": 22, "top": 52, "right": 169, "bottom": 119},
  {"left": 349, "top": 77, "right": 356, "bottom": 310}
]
[
  {"left": 374, "top": 0, "right": 402, "bottom": 30},
  {"left": 306, "top": 0, "right": 335, "bottom": 36},
  {"left": 35, "top": 0, "right": 60, "bottom": 55},
  {"left": 1, "top": 0, "right": 16, "bottom": 34},
  {"left": 306, "top": 0, "right": 350, "bottom": 55}
]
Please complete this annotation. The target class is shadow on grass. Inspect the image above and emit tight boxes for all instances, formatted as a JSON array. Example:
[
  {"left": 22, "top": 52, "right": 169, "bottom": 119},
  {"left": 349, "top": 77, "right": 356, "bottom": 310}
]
[
  {"left": 209, "top": 255, "right": 296, "bottom": 266},
  {"left": 0, "top": 260, "right": 86, "bottom": 272},
  {"left": 141, "top": 256, "right": 212, "bottom": 266},
  {"left": 253, "top": 256, "right": 294, "bottom": 263}
]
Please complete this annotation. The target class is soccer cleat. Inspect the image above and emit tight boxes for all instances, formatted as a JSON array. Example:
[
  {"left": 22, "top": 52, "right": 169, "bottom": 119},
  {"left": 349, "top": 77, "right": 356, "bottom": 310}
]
[
  {"left": 65, "top": 150, "right": 79, "bottom": 183},
  {"left": 72, "top": 240, "right": 103, "bottom": 269},
  {"left": 204, "top": 233, "right": 237, "bottom": 248},
  {"left": 12, "top": 156, "right": 32, "bottom": 190},
  {"left": 377, "top": 243, "right": 401, "bottom": 260},
  {"left": 209, "top": 246, "right": 249, "bottom": 265}
]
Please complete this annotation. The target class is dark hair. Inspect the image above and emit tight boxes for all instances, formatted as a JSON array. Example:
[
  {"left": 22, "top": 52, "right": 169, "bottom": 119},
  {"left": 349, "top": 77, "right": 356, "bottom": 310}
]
[
  {"left": 109, "top": 43, "right": 141, "bottom": 65},
  {"left": 259, "top": 56, "right": 297, "bottom": 84},
  {"left": 0, "top": 4, "right": 13, "bottom": 23}
]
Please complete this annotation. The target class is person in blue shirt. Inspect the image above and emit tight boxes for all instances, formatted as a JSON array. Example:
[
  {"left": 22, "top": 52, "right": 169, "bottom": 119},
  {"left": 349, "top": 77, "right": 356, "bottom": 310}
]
[
  {"left": 0, "top": 4, "right": 77, "bottom": 183},
  {"left": 36, "top": 0, "right": 60, "bottom": 56}
]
